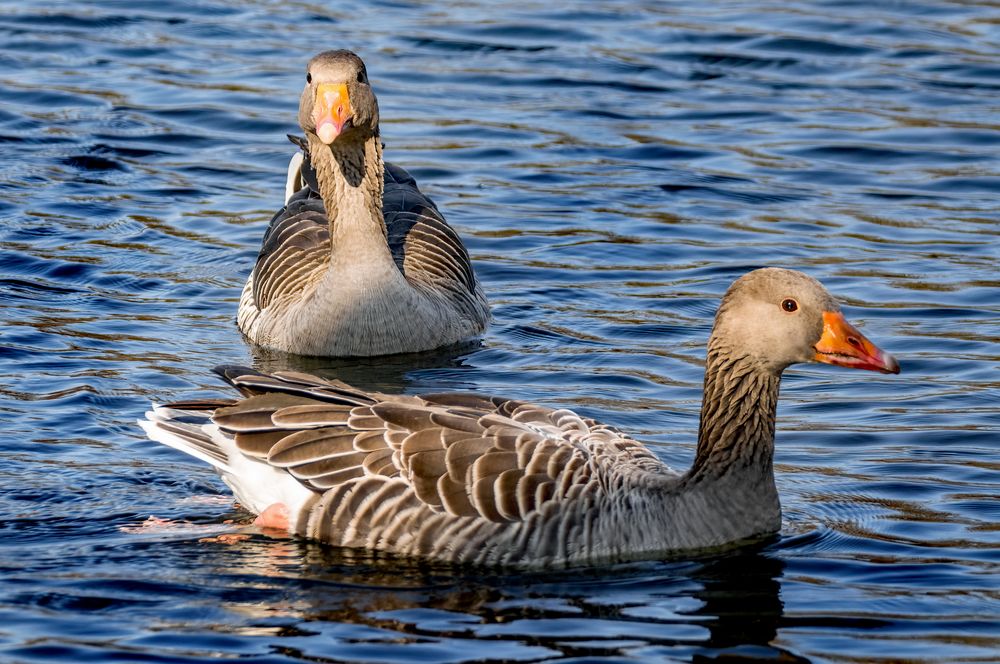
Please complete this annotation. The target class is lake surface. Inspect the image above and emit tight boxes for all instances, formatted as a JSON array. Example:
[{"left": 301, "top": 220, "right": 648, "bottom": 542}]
[{"left": 1, "top": 0, "right": 997, "bottom": 661}]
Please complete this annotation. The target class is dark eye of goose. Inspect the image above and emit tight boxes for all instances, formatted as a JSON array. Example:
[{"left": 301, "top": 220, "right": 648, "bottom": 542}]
[
  {"left": 781, "top": 298, "right": 798, "bottom": 313},
  {"left": 306, "top": 72, "right": 312, "bottom": 84},
  {"left": 357, "top": 71, "right": 367, "bottom": 84}
]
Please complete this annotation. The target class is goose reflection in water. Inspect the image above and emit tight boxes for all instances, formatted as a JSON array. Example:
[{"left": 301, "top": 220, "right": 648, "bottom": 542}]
[{"left": 198, "top": 536, "right": 796, "bottom": 661}]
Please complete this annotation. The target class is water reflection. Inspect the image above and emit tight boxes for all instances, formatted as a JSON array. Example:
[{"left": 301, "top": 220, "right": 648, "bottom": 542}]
[
  {"left": 249, "top": 339, "right": 485, "bottom": 394},
  {"left": 688, "top": 552, "right": 790, "bottom": 661},
  {"left": 197, "top": 537, "right": 797, "bottom": 662}
]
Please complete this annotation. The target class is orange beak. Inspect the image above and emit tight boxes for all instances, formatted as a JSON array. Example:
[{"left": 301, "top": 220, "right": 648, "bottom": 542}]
[
  {"left": 814, "top": 311, "right": 900, "bottom": 374},
  {"left": 312, "top": 82, "right": 351, "bottom": 144}
]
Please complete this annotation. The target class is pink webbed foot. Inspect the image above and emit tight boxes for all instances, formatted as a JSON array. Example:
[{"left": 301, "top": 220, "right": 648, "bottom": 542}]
[{"left": 254, "top": 502, "right": 290, "bottom": 532}]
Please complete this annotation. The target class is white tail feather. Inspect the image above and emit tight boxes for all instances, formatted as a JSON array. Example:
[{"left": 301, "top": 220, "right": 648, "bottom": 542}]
[
  {"left": 140, "top": 405, "right": 313, "bottom": 518},
  {"left": 139, "top": 406, "right": 231, "bottom": 471}
]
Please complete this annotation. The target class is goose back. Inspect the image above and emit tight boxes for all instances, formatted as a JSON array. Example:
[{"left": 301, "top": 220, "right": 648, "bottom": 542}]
[{"left": 145, "top": 366, "right": 677, "bottom": 567}]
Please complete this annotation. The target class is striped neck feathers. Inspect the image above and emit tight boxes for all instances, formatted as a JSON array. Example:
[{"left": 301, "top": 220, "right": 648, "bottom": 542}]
[
  {"left": 308, "top": 132, "right": 386, "bottom": 245},
  {"left": 687, "top": 339, "right": 782, "bottom": 483}
]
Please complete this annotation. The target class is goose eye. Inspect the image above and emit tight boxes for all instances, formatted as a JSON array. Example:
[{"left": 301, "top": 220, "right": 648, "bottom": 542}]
[
  {"left": 781, "top": 298, "right": 798, "bottom": 313},
  {"left": 357, "top": 71, "right": 367, "bottom": 84},
  {"left": 306, "top": 72, "right": 312, "bottom": 84}
]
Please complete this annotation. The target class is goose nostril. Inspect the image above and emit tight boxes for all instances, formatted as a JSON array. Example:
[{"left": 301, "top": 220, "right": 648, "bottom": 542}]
[{"left": 847, "top": 336, "right": 862, "bottom": 349}]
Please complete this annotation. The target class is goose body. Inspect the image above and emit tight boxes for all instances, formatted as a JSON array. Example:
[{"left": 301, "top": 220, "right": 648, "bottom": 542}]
[
  {"left": 237, "top": 50, "right": 489, "bottom": 357},
  {"left": 146, "top": 268, "right": 899, "bottom": 567}
]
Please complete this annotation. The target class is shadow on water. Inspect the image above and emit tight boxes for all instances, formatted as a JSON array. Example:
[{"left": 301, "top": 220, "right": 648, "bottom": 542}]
[
  {"left": 181, "top": 536, "right": 798, "bottom": 662},
  {"left": 249, "top": 339, "right": 486, "bottom": 394}
]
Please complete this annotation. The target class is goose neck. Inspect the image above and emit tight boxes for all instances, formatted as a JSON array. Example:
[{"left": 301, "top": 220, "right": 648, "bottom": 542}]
[
  {"left": 308, "top": 133, "right": 386, "bottom": 247},
  {"left": 687, "top": 345, "right": 782, "bottom": 483}
]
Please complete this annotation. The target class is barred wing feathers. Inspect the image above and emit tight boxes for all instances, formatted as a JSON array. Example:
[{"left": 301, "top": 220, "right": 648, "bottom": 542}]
[{"left": 142, "top": 366, "right": 666, "bottom": 565}]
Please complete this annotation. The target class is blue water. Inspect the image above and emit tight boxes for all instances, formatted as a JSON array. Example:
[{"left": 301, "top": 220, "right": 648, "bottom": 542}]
[{"left": 1, "top": 0, "right": 998, "bottom": 661}]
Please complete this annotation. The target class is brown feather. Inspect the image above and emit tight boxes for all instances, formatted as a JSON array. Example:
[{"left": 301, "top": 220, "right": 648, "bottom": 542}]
[
  {"left": 413, "top": 512, "right": 450, "bottom": 555},
  {"left": 368, "top": 483, "right": 417, "bottom": 533},
  {"left": 437, "top": 474, "right": 477, "bottom": 516},
  {"left": 411, "top": 473, "right": 443, "bottom": 507},
  {"left": 268, "top": 428, "right": 357, "bottom": 465},
  {"left": 517, "top": 473, "right": 552, "bottom": 516},
  {"left": 516, "top": 437, "right": 542, "bottom": 468},
  {"left": 371, "top": 402, "right": 435, "bottom": 431},
  {"left": 472, "top": 476, "right": 509, "bottom": 523},
  {"left": 377, "top": 496, "right": 428, "bottom": 549},
  {"left": 485, "top": 427, "right": 524, "bottom": 451},
  {"left": 421, "top": 392, "right": 496, "bottom": 410},
  {"left": 384, "top": 428, "right": 409, "bottom": 448},
  {"left": 494, "top": 399, "right": 523, "bottom": 418},
  {"left": 557, "top": 461, "right": 588, "bottom": 496},
  {"left": 347, "top": 407, "right": 387, "bottom": 430},
  {"left": 554, "top": 410, "right": 589, "bottom": 433},
  {"left": 329, "top": 477, "right": 382, "bottom": 538},
  {"left": 477, "top": 413, "right": 518, "bottom": 430},
  {"left": 511, "top": 403, "right": 555, "bottom": 423},
  {"left": 407, "top": 449, "right": 448, "bottom": 480},
  {"left": 524, "top": 443, "right": 555, "bottom": 476},
  {"left": 494, "top": 468, "right": 525, "bottom": 520},
  {"left": 401, "top": 428, "right": 447, "bottom": 455},
  {"left": 472, "top": 451, "right": 518, "bottom": 483},
  {"left": 430, "top": 411, "right": 485, "bottom": 434},
  {"left": 546, "top": 445, "right": 576, "bottom": 477},
  {"left": 339, "top": 492, "right": 377, "bottom": 544},
  {"left": 272, "top": 403, "right": 352, "bottom": 427},
  {"left": 353, "top": 479, "right": 405, "bottom": 539},
  {"left": 270, "top": 370, "right": 333, "bottom": 385},
  {"left": 225, "top": 370, "right": 374, "bottom": 406},
  {"left": 353, "top": 429, "right": 387, "bottom": 452},
  {"left": 445, "top": 437, "right": 496, "bottom": 483},
  {"left": 305, "top": 466, "right": 367, "bottom": 490},
  {"left": 213, "top": 393, "right": 307, "bottom": 431},
  {"left": 234, "top": 430, "right": 287, "bottom": 458},
  {"left": 286, "top": 452, "right": 369, "bottom": 478},
  {"left": 535, "top": 479, "right": 556, "bottom": 506},
  {"left": 363, "top": 449, "right": 396, "bottom": 476},
  {"left": 308, "top": 483, "right": 348, "bottom": 543}
]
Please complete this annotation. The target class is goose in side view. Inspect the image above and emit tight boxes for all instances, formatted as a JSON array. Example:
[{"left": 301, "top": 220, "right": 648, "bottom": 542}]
[
  {"left": 237, "top": 50, "right": 489, "bottom": 357},
  {"left": 145, "top": 268, "right": 900, "bottom": 567}
]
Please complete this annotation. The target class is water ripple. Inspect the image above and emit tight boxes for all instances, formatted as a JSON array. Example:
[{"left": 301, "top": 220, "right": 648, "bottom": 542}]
[{"left": 0, "top": 0, "right": 998, "bottom": 662}]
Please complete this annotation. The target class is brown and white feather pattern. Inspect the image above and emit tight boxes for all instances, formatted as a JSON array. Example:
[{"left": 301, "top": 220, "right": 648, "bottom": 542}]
[
  {"left": 243, "top": 192, "right": 330, "bottom": 319},
  {"left": 143, "top": 367, "right": 745, "bottom": 568}
]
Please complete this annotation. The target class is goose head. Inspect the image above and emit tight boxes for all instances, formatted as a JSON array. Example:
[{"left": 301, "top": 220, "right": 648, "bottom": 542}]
[
  {"left": 299, "top": 50, "right": 379, "bottom": 145},
  {"left": 710, "top": 268, "right": 900, "bottom": 375}
]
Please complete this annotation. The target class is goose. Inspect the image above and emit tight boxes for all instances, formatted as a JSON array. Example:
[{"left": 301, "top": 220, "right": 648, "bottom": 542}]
[
  {"left": 145, "top": 268, "right": 899, "bottom": 567},
  {"left": 237, "top": 50, "right": 489, "bottom": 356}
]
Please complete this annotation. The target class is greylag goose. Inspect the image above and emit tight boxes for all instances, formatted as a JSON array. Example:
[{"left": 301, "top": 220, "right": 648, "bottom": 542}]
[
  {"left": 237, "top": 50, "right": 489, "bottom": 356},
  {"left": 145, "top": 268, "right": 899, "bottom": 567}
]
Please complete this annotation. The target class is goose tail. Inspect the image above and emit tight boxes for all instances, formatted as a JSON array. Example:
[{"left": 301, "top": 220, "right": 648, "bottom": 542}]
[{"left": 139, "top": 404, "right": 232, "bottom": 472}]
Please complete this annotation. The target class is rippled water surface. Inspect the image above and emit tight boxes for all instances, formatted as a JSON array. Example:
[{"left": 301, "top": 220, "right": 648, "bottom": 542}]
[{"left": 1, "top": 1, "right": 998, "bottom": 662}]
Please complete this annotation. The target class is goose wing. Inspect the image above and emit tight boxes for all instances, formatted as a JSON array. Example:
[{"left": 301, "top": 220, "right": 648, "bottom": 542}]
[
  {"left": 382, "top": 163, "right": 481, "bottom": 305},
  {"left": 249, "top": 188, "right": 329, "bottom": 312},
  {"left": 177, "top": 366, "right": 660, "bottom": 527}
]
